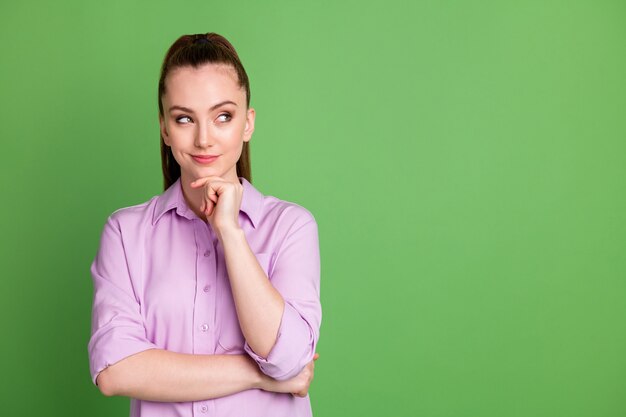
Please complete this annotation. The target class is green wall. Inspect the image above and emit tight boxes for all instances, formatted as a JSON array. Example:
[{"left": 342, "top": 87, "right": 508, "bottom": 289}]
[{"left": 1, "top": 1, "right": 625, "bottom": 416}]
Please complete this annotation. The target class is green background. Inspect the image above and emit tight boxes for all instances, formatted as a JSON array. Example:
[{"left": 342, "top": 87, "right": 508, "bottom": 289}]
[{"left": 1, "top": 0, "right": 625, "bottom": 415}]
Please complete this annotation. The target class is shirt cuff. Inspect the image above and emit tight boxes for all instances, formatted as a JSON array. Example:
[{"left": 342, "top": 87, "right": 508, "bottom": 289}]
[
  {"left": 244, "top": 301, "right": 316, "bottom": 381},
  {"left": 88, "top": 325, "right": 158, "bottom": 385}
]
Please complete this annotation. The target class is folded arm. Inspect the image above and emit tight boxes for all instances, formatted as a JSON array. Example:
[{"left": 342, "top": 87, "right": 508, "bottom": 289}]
[
  {"left": 97, "top": 348, "right": 317, "bottom": 401},
  {"left": 96, "top": 349, "right": 260, "bottom": 401}
]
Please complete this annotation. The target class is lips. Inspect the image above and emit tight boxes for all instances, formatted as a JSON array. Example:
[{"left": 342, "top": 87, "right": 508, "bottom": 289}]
[{"left": 192, "top": 154, "right": 219, "bottom": 164}]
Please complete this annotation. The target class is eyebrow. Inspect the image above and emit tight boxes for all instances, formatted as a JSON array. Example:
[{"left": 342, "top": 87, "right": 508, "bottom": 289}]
[{"left": 168, "top": 100, "right": 237, "bottom": 113}]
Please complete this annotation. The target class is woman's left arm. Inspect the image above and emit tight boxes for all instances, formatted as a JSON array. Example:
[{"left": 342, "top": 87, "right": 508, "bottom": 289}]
[
  {"left": 219, "top": 226, "right": 285, "bottom": 358},
  {"left": 220, "top": 217, "right": 321, "bottom": 382},
  {"left": 192, "top": 177, "right": 321, "bottom": 381}
]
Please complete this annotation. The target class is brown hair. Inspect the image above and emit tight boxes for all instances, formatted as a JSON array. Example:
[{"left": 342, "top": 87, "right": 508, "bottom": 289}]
[{"left": 158, "top": 33, "right": 252, "bottom": 190}]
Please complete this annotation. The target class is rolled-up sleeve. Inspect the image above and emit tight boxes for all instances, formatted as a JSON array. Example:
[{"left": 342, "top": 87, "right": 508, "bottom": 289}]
[
  {"left": 244, "top": 215, "right": 321, "bottom": 380},
  {"left": 87, "top": 215, "right": 157, "bottom": 385}
]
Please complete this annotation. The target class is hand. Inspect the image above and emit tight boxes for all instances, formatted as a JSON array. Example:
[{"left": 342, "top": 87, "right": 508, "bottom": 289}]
[
  {"left": 258, "top": 353, "right": 319, "bottom": 397},
  {"left": 190, "top": 176, "right": 243, "bottom": 235}
]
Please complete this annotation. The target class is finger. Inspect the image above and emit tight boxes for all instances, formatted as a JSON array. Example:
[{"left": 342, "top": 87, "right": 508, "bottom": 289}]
[
  {"left": 196, "top": 179, "right": 225, "bottom": 207},
  {"left": 313, "top": 353, "right": 320, "bottom": 360},
  {"left": 205, "top": 199, "right": 214, "bottom": 217},
  {"left": 208, "top": 186, "right": 219, "bottom": 204},
  {"left": 190, "top": 176, "right": 227, "bottom": 188},
  {"left": 190, "top": 178, "right": 207, "bottom": 188}
]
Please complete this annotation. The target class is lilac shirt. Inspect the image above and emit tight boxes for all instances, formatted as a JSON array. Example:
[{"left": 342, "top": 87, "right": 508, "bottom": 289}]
[{"left": 88, "top": 177, "right": 321, "bottom": 417}]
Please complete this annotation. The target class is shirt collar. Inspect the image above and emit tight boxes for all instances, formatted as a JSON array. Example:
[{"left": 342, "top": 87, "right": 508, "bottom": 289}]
[{"left": 152, "top": 176, "right": 264, "bottom": 228}]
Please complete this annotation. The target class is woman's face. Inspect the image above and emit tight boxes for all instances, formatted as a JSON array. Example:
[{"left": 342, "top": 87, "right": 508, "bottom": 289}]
[{"left": 159, "top": 63, "right": 255, "bottom": 184}]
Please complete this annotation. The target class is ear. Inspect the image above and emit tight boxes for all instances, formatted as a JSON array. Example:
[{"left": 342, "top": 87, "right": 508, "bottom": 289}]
[
  {"left": 159, "top": 114, "right": 171, "bottom": 146},
  {"left": 243, "top": 107, "right": 256, "bottom": 143}
]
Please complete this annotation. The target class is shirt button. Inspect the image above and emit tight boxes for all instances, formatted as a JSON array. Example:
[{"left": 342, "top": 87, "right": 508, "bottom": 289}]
[
  {"left": 204, "top": 250, "right": 211, "bottom": 257},
  {"left": 200, "top": 323, "right": 209, "bottom": 332},
  {"left": 203, "top": 285, "right": 211, "bottom": 293},
  {"left": 200, "top": 405, "right": 208, "bottom": 413}
]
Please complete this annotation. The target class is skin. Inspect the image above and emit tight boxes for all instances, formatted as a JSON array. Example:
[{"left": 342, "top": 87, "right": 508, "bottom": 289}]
[{"left": 96, "top": 63, "right": 318, "bottom": 400}]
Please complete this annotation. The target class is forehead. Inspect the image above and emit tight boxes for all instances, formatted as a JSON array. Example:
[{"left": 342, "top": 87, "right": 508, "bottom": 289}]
[{"left": 163, "top": 63, "right": 244, "bottom": 107}]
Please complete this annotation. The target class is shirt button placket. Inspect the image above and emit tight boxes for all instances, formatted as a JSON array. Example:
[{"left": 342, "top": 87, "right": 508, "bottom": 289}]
[{"left": 193, "top": 224, "right": 215, "bottom": 356}]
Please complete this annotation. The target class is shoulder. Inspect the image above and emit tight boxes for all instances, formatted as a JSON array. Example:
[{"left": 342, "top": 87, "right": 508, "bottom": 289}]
[
  {"left": 104, "top": 195, "right": 160, "bottom": 231},
  {"left": 92, "top": 195, "right": 162, "bottom": 261},
  {"left": 264, "top": 195, "right": 315, "bottom": 222},
  {"left": 242, "top": 178, "right": 317, "bottom": 232},
  {"left": 256, "top": 193, "right": 320, "bottom": 262},
  {"left": 260, "top": 193, "right": 317, "bottom": 235}
]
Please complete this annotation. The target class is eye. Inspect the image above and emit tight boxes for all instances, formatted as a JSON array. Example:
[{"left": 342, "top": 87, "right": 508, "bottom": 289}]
[
  {"left": 176, "top": 115, "right": 193, "bottom": 124},
  {"left": 217, "top": 113, "right": 232, "bottom": 123}
]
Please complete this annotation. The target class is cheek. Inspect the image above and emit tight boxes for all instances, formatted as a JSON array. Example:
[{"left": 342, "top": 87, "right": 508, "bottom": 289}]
[
  {"left": 168, "top": 129, "right": 193, "bottom": 147},
  {"left": 167, "top": 134, "right": 190, "bottom": 162},
  {"left": 221, "top": 127, "right": 245, "bottom": 149},
  {"left": 218, "top": 136, "right": 244, "bottom": 163}
]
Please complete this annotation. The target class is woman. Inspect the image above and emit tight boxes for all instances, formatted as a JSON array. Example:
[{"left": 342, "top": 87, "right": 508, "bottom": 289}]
[{"left": 87, "top": 33, "right": 321, "bottom": 417}]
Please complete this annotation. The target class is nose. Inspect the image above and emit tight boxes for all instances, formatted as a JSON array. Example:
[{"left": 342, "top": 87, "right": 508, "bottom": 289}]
[{"left": 194, "top": 122, "right": 214, "bottom": 148}]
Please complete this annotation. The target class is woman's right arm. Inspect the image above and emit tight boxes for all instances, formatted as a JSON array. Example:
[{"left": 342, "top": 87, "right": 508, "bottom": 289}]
[{"left": 96, "top": 349, "right": 317, "bottom": 401}]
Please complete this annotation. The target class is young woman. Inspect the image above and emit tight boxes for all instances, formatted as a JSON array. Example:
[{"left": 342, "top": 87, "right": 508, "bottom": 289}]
[{"left": 88, "top": 33, "right": 321, "bottom": 417}]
